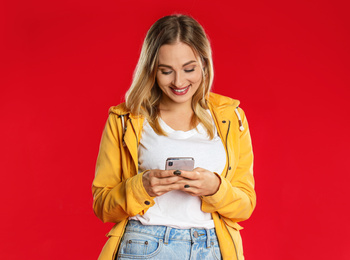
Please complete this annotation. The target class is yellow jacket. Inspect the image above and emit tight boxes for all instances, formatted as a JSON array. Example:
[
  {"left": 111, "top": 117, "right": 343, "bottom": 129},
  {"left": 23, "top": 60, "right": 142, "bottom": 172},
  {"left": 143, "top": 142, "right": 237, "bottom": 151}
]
[{"left": 92, "top": 93, "right": 256, "bottom": 260}]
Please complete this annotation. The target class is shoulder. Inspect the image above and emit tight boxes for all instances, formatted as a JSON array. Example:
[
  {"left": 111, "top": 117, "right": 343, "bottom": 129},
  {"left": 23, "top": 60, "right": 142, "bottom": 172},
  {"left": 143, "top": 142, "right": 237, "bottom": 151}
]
[
  {"left": 108, "top": 103, "right": 143, "bottom": 121},
  {"left": 108, "top": 103, "right": 129, "bottom": 116},
  {"left": 207, "top": 92, "right": 240, "bottom": 111},
  {"left": 106, "top": 103, "right": 144, "bottom": 138},
  {"left": 207, "top": 92, "right": 249, "bottom": 131},
  {"left": 102, "top": 103, "right": 130, "bottom": 133}
]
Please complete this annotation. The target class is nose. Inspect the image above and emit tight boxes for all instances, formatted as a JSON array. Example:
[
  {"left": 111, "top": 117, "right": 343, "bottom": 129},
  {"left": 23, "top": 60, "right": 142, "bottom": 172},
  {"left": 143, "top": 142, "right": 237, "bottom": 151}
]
[{"left": 172, "top": 71, "right": 185, "bottom": 88}]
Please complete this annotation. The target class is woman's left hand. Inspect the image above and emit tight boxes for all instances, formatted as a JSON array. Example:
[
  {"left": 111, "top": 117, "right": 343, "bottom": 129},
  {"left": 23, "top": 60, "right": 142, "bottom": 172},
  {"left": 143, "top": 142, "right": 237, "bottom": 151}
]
[{"left": 178, "top": 167, "right": 221, "bottom": 197}]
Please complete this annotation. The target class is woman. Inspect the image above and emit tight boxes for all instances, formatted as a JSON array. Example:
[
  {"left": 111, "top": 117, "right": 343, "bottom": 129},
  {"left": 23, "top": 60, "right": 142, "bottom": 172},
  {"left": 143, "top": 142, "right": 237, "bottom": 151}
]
[{"left": 92, "top": 14, "right": 256, "bottom": 260}]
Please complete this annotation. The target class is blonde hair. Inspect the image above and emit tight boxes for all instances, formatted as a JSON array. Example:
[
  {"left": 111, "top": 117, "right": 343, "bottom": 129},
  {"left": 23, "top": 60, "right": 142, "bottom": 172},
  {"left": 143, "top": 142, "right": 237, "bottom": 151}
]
[{"left": 125, "top": 14, "right": 215, "bottom": 139}]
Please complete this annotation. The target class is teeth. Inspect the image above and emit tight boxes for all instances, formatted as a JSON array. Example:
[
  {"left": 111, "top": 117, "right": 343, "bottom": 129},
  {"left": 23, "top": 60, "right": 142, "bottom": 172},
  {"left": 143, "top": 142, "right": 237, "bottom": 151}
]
[{"left": 173, "top": 85, "right": 190, "bottom": 93}]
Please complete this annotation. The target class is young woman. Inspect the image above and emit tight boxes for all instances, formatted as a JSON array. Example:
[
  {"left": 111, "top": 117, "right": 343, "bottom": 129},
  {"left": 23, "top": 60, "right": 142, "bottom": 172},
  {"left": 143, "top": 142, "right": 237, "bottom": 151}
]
[{"left": 92, "top": 14, "right": 256, "bottom": 260}]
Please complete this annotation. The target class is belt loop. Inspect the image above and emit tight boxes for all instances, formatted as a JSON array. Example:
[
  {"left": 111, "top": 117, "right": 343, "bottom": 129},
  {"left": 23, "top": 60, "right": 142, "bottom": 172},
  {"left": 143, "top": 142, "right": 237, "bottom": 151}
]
[
  {"left": 206, "top": 229, "right": 211, "bottom": 248},
  {"left": 164, "top": 227, "right": 171, "bottom": 244}
]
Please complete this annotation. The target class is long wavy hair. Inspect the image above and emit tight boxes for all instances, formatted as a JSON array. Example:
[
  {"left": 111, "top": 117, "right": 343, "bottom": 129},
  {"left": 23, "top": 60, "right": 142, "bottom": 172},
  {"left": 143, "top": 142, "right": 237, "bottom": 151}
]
[{"left": 125, "top": 14, "right": 215, "bottom": 139}]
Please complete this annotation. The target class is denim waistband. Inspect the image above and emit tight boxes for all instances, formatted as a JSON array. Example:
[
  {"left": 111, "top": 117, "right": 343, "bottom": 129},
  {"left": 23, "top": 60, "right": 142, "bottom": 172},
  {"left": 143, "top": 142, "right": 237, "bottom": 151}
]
[{"left": 125, "top": 220, "right": 218, "bottom": 248}]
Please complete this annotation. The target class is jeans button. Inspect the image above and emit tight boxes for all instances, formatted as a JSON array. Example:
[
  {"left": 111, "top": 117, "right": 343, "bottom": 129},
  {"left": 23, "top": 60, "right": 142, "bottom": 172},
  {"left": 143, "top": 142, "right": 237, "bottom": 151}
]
[{"left": 193, "top": 231, "right": 199, "bottom": 238}]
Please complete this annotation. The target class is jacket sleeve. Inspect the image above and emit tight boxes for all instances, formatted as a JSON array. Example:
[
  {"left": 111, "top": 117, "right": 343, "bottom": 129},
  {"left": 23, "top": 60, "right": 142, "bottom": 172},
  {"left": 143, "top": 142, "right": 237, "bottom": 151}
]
[
  {"left": 92, "top": 113, "right": 155, "bottom": 223},
  {"left": 201, "top": 108, "right": 256, "bottom": 222}
]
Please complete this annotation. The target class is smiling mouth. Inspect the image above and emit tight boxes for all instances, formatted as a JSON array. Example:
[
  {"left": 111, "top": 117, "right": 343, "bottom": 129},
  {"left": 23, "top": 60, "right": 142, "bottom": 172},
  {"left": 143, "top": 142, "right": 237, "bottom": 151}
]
[{"left": 170, "top": 85, "right": 191, "bottom": 94}]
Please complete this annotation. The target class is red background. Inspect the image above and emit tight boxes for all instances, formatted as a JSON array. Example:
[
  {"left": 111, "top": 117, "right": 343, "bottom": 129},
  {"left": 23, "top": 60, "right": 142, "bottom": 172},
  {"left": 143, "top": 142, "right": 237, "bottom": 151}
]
[{"left": 1, "top": 0, "right": 349, "bottom": 259}]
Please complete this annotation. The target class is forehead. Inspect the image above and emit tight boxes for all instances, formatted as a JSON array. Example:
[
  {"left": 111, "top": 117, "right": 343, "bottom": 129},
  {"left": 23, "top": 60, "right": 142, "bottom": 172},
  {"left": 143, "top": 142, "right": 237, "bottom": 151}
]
[{"left": 158, "top": 42, "right": 198, "bottom": 65}]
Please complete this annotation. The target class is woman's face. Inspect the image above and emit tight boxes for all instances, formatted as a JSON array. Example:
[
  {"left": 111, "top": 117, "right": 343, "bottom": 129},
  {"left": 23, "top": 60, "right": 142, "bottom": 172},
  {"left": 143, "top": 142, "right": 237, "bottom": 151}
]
[{"left": 156, "top": 42, "right": 203, "bottom": 108}]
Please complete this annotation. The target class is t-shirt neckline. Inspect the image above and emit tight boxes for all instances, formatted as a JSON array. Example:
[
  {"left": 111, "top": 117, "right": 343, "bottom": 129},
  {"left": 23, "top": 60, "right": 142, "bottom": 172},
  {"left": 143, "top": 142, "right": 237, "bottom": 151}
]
[{"left": 158, "top": 117, "right": 205, "bottom": 139}]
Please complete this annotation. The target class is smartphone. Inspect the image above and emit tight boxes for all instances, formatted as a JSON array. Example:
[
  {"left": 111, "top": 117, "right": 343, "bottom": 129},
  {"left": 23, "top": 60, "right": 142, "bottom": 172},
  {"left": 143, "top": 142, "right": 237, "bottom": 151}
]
[{"left": 165, "top": 157, "right": 195, "bottom": 171}]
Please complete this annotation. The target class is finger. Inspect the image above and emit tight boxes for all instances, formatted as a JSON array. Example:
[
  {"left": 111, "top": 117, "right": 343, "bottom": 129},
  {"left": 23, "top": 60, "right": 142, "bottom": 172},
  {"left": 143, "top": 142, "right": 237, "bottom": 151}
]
[
  {"left": 193, "top": 167, "right": 206, "bottom": 172},
  {"left": 173, "top": 170, "right": 181, "bottom": 176},
  {"left": 150, "top": 183, "right": 185, "bottom": 196},
  {"left": 181, "top": 184, "right": 202, "bottom": 197},
  {"left": 176, "top": 170, "right": 201, "bottom": 180},
  {"left": 151, "top": 170, "right": 181, "bottom": 178},
  {"left": 150, "top": 176, "right": 182, "bottom": 186}
]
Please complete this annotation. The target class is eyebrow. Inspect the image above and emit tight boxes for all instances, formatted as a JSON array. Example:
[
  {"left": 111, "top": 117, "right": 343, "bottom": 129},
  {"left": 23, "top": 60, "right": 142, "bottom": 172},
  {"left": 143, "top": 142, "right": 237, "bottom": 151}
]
[{"left": 158, "top": 60, "right": 197, "bottom": 69}]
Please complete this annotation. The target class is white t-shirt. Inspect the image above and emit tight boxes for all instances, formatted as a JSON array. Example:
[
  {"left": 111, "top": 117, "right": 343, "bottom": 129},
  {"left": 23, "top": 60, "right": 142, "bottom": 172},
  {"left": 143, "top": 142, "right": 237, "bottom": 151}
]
[{"left": 130, "top": 113, "right": 226, "bottom": 229}]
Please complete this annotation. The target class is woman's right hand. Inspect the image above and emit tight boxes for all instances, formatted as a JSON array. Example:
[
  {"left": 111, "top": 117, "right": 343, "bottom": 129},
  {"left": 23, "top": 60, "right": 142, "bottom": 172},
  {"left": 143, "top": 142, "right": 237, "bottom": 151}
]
[{"left": 142, "top": 170, "right": 184, "bottom": 197}]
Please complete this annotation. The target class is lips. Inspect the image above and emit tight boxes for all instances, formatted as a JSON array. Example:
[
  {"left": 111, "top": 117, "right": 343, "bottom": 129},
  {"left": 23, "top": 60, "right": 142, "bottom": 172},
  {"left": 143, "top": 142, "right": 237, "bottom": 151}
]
[{"left": 170, "top": 85, "right": 191, "bottom": 95}]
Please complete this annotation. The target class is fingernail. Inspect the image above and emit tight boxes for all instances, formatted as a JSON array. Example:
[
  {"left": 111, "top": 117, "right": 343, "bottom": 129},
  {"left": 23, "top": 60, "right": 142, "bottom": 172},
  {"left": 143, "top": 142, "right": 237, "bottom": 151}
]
[
  {"left": 184, "top": 185, "right": 190, "bottom": 188},
  {"left": 173, "top": 170, "right": 181, "bottom": 176}
]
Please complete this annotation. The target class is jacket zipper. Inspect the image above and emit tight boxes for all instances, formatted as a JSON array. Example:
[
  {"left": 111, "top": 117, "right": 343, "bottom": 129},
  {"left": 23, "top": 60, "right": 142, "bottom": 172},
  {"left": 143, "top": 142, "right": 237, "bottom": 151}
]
[
  {"left": 119, "top": 114, "right": 128, "bottom": 147},
  {"left": 223, "top": 121, "right": 239, "bottom": 259},
  {"left": 113, "top": 115, "right": 136, "bottom": 259},
  {"left": 129, "top": 118, "right": 138, "bottom": 145},
  {"left": 225, "top": 121, "right": 231, "bottom": 178}
]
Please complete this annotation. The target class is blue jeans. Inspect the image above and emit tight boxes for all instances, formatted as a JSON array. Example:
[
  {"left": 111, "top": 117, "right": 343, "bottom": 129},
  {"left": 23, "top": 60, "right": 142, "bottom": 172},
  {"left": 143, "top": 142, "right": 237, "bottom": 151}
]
[{"left": 116, "top": 220, "right": 221, "bottom": 260}]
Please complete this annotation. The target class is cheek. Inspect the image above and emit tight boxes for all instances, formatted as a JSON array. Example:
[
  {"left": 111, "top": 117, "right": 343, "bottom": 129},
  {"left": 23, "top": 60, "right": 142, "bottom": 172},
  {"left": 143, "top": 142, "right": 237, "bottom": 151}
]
[
  {"left": 190, "top": 71, "right": 203, "bottom": 84},
  {"left": 156, "top": 74, "right": 170, "bottom": 87}
]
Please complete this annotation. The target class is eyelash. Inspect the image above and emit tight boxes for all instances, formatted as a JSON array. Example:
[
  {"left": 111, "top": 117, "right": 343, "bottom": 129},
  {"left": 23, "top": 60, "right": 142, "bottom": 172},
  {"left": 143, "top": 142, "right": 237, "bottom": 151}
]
[{"left": 161, "top": 68, "right": 195, "bottom": 75}]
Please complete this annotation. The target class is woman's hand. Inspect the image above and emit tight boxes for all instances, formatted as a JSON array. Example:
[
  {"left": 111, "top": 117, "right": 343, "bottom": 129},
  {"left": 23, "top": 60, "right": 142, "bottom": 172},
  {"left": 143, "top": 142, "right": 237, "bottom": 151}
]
[
  {"left": 178, "top": 168, "right": 221, "bottom": 197},
  {"left": 142, "top": 169, "right": 185, "bottom": 197},
  {"left": 142, "top": 168, "right": 221, "bottom": 197}
]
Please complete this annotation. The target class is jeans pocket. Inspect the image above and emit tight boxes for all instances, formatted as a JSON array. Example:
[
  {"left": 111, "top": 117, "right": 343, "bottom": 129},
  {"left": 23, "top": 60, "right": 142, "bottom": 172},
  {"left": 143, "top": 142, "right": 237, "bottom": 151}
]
[{"left": 117, "top": 232, "right": 164, "bottom": 259}]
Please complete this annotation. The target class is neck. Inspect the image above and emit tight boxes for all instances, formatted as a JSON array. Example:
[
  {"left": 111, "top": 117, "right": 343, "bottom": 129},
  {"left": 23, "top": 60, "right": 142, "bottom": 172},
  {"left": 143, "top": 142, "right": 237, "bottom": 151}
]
[
  {"left": 158, "top": 98, "right": 196, "bottom": 132},
  {"left": 158, "top": 96, "right": 193, "bottom": 114}
]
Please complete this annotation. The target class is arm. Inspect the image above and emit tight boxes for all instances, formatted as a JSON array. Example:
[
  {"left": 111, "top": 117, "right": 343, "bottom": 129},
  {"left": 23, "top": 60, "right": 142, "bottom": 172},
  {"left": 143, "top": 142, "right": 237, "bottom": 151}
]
[
  {"left": 201, "top": 108, "right": 256, "bottom": 222},
  {"left": 92, "top": 113, "right": 155, "bottom": 223}
]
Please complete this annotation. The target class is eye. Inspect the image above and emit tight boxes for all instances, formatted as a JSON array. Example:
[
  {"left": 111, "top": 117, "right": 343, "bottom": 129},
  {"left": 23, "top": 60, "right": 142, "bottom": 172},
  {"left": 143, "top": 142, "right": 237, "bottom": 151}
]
[
  {"left": 184, "top": 65, "right": 196, "bottom": 73},
  {"left": 161, "top": 70, "right": 172, "bottom": 75}
]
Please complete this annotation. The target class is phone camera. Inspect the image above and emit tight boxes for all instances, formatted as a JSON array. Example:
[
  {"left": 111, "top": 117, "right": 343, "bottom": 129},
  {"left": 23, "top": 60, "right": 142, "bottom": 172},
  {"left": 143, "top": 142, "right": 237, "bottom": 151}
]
[{"left": 168, "top": 162, "right": 173, "bottom": 166}]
